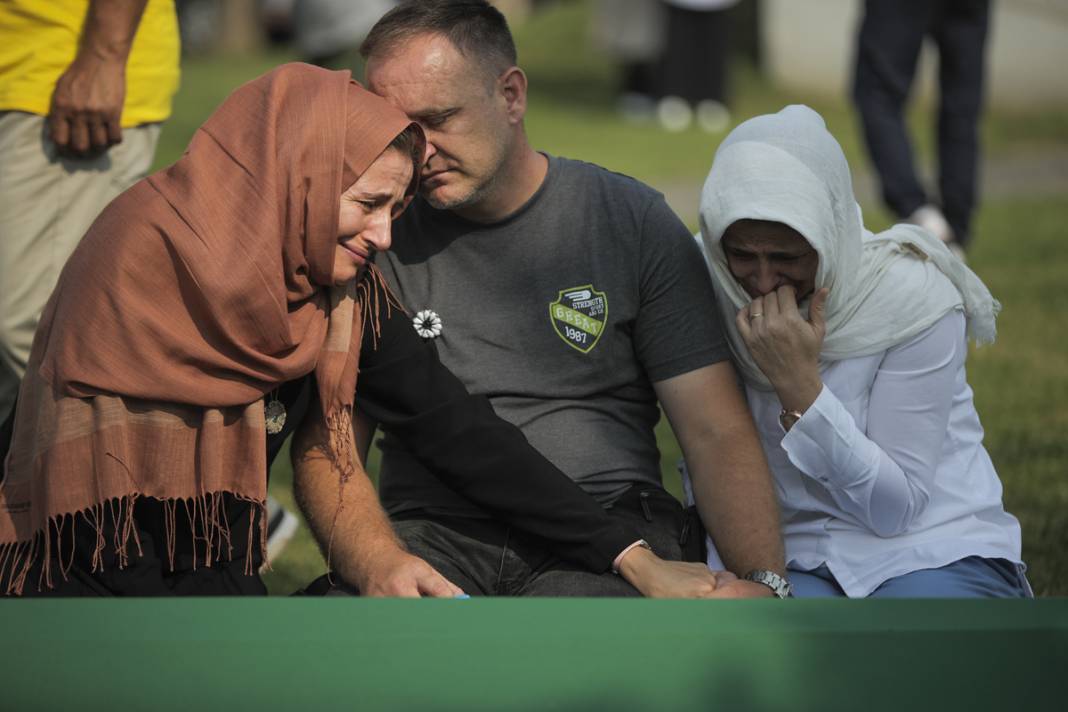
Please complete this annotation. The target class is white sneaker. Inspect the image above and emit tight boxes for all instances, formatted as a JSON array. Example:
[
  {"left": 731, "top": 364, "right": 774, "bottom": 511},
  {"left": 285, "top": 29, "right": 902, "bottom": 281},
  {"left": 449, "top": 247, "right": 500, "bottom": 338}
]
[
  {"left": 263, "top": 496, "right": 300, "bottom": 569},
  {"left": 617, "top": 92, "right": 656, "bottom": 124},
  {"left": 657, "top": 96, "right": 693, "bottom": 132},
  {"left": 906, "top": 204, "right": 953, "bottom": 244},
  {"left": 695, "top": 100, "right": 730, "bottom": 133}
]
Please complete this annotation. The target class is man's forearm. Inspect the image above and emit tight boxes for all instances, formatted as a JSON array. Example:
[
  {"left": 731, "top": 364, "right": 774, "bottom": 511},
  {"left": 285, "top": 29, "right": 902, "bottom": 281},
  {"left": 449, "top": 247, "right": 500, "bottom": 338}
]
[
  {"left": 656, "top": 363, "right": 786, "bottom": 577},
  {"left": 79, "top": 0, "right": 150, "bottom": 62},
  {"left": 687, "top": 420, "right": 785, "bottom": 576},
  {"left": 292, "top": 411, "right": 464, "bottom": 598},
  {"left": 292, "top": 419, "right": 402, "bottom": 589}
]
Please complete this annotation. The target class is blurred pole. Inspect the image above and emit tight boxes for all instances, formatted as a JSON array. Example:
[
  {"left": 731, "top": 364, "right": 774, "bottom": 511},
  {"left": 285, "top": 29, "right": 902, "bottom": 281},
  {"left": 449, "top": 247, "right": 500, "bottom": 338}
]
[
  {"left": 220, "top": 0, "right": 263, "bottom": 54},
  {"left": 732, "top": 0, "right": 762, "bottom": 72}
]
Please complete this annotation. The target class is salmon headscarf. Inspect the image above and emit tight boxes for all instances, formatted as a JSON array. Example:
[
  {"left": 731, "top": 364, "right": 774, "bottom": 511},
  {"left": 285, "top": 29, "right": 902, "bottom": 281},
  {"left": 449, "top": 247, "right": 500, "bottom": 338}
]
[{"left": 0, "top": 63, "right": 422, "bottom": 594}]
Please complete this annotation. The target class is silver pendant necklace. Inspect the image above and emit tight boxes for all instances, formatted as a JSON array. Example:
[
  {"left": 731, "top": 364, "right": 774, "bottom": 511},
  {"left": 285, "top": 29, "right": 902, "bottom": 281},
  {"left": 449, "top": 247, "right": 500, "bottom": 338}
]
[{"left": 265, "top": 389, "right": 287, "bottom": 435}]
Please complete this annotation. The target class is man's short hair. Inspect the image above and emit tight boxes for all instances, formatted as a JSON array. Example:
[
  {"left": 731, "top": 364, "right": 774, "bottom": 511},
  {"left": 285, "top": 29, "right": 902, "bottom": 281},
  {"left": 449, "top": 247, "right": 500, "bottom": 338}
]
[{"left": 361, "top": 0, "right": 518, "bottom": 80}]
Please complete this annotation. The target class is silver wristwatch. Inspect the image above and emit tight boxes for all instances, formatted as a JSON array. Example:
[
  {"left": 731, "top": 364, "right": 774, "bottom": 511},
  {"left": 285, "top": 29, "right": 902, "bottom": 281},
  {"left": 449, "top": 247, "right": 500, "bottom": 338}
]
[{"left": 743, "top": 569, "right": 793, "bottom": 599}]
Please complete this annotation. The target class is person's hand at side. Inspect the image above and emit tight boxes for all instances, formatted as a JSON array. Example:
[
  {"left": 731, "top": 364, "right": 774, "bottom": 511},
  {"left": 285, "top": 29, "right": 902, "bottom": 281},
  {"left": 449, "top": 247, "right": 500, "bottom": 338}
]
[
  {"left": 48, "top": 54, "right": 125, "bottom": 157},
  {"left": 47, "top": 0, "right": 151, "bottom": 157},
  {"left": 737, "top": 285, "right": 829, "bottom": 415},
  {"left": 617, "top": 546, "right": 737, "bottom": 598}
]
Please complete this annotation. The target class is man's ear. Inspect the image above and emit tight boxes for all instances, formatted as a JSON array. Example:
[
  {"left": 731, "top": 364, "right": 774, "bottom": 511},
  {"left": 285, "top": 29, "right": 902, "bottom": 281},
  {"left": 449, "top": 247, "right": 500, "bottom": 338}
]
[{"left": 498, "top": 66, "right": 528, "bottom": 125}]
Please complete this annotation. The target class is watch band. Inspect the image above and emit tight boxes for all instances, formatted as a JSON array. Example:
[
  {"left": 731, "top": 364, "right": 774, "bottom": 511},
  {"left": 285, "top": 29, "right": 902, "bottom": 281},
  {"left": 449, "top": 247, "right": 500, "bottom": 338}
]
[
  {"left": 743, "top": 569, "right": 793, "bottom": 599},
  {"left": 779, "top": 408, "right": 804, "bottom": 432}
]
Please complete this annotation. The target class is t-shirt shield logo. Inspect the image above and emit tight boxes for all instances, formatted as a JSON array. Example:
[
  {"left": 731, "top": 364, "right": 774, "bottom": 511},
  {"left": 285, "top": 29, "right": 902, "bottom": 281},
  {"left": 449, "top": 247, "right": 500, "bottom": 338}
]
[{"left": 549, "top": 285, "right": 608, "bottom": 353}]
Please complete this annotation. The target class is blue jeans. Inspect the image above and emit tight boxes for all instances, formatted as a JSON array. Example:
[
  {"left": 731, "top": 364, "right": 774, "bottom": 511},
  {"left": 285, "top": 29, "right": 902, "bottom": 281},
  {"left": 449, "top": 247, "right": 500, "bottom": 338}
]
[{"left": 789, "top": 556, "right": 1032, "bottom": 598}]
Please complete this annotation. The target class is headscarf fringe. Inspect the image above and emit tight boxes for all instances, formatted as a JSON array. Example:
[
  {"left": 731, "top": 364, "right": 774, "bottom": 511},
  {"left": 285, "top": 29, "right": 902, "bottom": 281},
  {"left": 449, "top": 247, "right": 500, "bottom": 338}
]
[
  {"left": 357, "top": 263, "right": 405, "bottom": 351},
  {"left": 2, "top": 267, "right": 399, "bottom": 594},
  {"left": 1, "top": 493, "right": 267, "bottom": 596},
  {"left": 321, "top": 265, "right": 402, "bottom": 586}
]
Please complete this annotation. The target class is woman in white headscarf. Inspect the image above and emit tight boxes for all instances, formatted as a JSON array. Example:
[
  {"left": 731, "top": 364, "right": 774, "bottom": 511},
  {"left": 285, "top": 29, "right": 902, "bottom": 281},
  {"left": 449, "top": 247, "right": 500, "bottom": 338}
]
[{"left": 696, "top": 104, "right": 1029, "bottom": 597}]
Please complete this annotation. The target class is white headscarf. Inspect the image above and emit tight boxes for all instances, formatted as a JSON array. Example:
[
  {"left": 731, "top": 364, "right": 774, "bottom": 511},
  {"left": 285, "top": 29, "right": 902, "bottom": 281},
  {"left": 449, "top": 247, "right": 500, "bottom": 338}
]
[{"left": 698, "top": 105, "right": 1000, "bottom": 390}]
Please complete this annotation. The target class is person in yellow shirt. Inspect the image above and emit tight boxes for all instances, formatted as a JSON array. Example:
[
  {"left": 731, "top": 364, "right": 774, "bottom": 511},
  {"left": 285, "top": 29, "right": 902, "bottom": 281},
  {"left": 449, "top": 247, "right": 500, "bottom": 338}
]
[{"left": 0, "top": 0, "right": 180, "bottom": 422}]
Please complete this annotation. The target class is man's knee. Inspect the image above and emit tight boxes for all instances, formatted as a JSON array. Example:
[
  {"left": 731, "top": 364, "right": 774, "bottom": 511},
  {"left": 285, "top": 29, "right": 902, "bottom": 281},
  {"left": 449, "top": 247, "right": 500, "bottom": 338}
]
[
  {"left": 608, "top": 486, "right": 699, "bottom": 563},
  {"left": 391, "top": 518, "right": 497, "bottom": 595}
]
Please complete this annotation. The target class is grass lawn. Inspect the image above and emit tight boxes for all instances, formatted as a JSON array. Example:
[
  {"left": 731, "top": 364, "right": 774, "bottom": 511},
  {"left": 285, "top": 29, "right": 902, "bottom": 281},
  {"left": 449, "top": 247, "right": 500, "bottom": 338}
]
[{"left": 153, "top": 1, "right": 1067, "bottom": 596}]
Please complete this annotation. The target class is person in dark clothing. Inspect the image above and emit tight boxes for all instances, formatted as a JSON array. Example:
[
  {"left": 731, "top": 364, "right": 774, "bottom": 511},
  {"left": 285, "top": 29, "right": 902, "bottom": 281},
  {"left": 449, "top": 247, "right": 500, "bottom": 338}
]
[{"left": 853, "top": 0, "right": 992, "bottom": 254}]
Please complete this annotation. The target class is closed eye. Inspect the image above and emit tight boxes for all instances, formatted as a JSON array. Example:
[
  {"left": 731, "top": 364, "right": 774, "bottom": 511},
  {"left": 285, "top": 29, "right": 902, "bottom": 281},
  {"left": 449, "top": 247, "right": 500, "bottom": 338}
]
[
  {"left": 349, "top": 194, "right": 393, "bottom": 210},
  {"left": 351, "top": 196, "right": 407, "bottom": 219},
  {"left": 420, "top": 109, "right": 458, "bottom": 129}
]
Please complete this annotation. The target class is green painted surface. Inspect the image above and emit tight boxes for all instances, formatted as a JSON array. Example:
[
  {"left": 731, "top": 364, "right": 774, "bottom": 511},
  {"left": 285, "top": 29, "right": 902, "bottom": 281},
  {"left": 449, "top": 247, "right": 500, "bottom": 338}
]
[{"left": 2, "top": 599, "right": 1065, "bottom": 710}]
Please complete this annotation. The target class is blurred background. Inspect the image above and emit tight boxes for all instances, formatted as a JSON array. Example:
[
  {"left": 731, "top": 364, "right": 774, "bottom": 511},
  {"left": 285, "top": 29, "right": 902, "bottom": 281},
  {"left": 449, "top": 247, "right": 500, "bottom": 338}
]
[{"left": 155, "top": 0, "right": 1066, "bottom": 596}]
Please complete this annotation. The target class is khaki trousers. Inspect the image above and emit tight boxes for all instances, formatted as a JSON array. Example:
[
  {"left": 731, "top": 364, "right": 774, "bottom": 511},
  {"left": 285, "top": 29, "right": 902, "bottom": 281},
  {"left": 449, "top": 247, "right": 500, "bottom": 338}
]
[{"left": 0, "top": 111, "right": 161, "bottom": 421}]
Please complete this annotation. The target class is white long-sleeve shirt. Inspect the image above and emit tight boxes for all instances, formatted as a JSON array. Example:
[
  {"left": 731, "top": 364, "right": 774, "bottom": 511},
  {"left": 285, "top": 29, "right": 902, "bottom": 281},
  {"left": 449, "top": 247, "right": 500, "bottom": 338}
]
[{"left": 701, "top": 309, "right": 1023, "bottom": 597}]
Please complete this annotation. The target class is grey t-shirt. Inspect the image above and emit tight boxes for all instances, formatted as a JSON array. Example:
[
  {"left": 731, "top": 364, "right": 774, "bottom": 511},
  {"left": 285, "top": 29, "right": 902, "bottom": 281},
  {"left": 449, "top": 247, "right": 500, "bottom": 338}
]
[{"left": 375, "top": 155, "right": 728, "bottom": 516}]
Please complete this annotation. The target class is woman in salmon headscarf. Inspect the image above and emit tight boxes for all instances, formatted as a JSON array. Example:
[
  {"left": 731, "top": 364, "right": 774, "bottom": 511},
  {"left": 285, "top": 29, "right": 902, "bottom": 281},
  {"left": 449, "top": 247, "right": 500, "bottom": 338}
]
[
  {"left": 1, "top": 64, "right": 702, "bottom": 597},
  {"left": 0, "top": 63, "right": 426, "bottom": 594}
]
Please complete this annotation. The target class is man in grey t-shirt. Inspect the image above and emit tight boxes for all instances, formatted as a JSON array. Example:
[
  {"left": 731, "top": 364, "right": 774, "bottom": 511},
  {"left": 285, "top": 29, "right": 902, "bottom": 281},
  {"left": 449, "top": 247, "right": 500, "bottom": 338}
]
[
  {"left": 375, "top": 154, "right": 728, "bottom": 515},
  {"left": 297, "top": 0, "right": 788, "bottom": 597}
]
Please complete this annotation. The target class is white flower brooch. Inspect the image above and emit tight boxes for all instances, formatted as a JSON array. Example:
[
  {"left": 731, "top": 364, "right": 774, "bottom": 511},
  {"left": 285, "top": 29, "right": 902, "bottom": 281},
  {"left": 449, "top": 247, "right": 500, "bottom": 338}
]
[{"left": 413, "top": 309, "right": 443, "bottom": 339}]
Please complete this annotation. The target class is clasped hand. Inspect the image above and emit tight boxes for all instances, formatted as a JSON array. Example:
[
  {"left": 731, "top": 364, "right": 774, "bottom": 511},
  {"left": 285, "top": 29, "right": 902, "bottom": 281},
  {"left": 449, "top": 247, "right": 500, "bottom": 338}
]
[
  {"left": 619, "top": 547, "right": 774, "bottom": 598},
  {"left": 736, "top": 285, "right": 828, "bottom": 410}
]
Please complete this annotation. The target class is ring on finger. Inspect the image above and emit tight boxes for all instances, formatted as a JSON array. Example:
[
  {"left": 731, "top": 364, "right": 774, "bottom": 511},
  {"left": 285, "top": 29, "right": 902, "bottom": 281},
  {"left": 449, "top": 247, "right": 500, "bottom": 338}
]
[{"left": 749, "top": 312, "right": 764, "bottom": 320}]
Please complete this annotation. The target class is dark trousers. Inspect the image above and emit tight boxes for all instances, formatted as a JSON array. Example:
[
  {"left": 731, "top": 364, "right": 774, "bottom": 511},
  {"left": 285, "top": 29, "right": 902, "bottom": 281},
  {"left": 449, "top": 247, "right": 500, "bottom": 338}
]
[
  {"left": 853, "top": 0, "right": 991, "bottom": 245},
  {"left": 658, "top": 4, "right": 731, "bottom": 105},
  {"left": 306, "top": 485, "right": 704, "bottom": 597}
]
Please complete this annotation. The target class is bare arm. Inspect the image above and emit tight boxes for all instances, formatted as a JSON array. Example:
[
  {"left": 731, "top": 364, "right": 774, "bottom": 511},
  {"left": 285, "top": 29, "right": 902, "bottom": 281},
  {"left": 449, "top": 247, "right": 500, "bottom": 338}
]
[
  {"left": 655, "top": 361, "right": 786, "bottom": 597},
  {"left": 48, "top": 0, "right": 149, "bottom": 156},
  {"left": 291, "top": 408, "right": 462, "bottom": 597}
]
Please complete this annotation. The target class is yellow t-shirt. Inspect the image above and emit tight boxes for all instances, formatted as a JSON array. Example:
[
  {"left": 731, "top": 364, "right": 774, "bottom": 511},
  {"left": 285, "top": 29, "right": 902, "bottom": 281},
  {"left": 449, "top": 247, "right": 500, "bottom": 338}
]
[{"left": 0, "top": 0, "right": 180, "bottom": 126}]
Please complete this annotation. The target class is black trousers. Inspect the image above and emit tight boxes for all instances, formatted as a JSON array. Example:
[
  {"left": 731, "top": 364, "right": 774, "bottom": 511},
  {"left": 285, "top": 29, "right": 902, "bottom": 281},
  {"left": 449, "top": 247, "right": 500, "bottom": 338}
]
[
  {"left": 853, "top": 0, "right": 991, "bottom": 245},
  {"left": 657, "top": 4, "right": 731, "bottom": 105}
]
